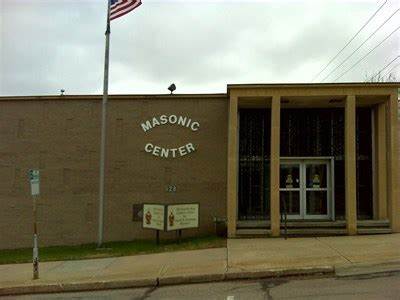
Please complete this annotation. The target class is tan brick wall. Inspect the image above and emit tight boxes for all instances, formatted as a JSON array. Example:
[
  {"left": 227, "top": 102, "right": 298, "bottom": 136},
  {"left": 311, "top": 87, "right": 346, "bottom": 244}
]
[{"left": 0, "top": 96, "right": 228, "bottom": 249}]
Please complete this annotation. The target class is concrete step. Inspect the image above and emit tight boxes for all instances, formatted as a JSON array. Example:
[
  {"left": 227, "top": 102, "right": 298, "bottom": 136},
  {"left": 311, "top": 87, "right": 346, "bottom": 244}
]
[
  {"left": 357, "top": 220, "right": 390, "bottom": 228},
  {"left": 237, "top": 221, "right": 347, "bottom": 229},
  {"left": 280, "top": 221, "right": 346, "bottom": 228},
  {"left": 236, "top": 220, "right": 391, "bottom": 237},
  {"left": 236, "top": 221, "right": 269, "bottom": 228},
  {"left": 236, "top": 227, "right": 392, "bottom": 237},
  {"left": 357, "top": 228, "right": 392, "bottom": 235},
  {"left": 237, "top": 220, "right": 391, "bottom": 229},
  {"left": 236, "top": 229, "right": 270, "bottom": 236},
  {"left": 280, "top": 228, "right": 348, "bottom": 236},
  {"left": 236, "top": 228, "right": 348, "bottom": 236}
]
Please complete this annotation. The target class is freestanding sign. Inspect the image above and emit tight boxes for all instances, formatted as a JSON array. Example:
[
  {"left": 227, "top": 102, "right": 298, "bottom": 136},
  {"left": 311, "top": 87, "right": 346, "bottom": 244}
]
[
  {"left": 142, "top": 203, "right": 200, "bottom": 244},
  {"left": 142, "top": 204, "right": 165, "bottom": 244},
  {"left": 166, "top": 204, "right": 199, "bottom": 231},
  {"left": 142, "top": 204, "right": 165, "bottom": 231},
  {"left": 28, "top": 169, "right": 40, "bottom": 280}
]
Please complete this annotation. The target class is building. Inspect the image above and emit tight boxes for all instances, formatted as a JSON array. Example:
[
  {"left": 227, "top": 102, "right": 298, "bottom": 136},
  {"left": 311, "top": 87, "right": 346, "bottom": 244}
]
[{"left": 0, "top": 83, "right": 398, "bottom": 249}]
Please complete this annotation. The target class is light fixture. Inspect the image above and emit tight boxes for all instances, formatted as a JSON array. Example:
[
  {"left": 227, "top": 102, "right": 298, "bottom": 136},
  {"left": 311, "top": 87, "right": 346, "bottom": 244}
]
[{"left": 168, "top": 83, "right": 176, "bottom": 95}]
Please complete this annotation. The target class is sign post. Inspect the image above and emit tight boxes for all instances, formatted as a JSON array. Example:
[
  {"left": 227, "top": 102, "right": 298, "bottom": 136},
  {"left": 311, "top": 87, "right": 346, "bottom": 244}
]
[{"left": 29, "top": 169, "right": 40, "bottom": 280}]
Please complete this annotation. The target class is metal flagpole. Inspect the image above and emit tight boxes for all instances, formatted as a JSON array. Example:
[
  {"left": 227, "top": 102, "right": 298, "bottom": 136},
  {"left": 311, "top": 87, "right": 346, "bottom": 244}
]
[{"left": 98, "top": 0, "right": 111, "bottom": 248}]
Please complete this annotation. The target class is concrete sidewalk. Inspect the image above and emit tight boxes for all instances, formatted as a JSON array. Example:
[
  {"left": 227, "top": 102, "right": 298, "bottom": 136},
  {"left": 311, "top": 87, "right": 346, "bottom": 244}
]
[{"left": 1, "top": 234, "right": 400, "bottom": 296}]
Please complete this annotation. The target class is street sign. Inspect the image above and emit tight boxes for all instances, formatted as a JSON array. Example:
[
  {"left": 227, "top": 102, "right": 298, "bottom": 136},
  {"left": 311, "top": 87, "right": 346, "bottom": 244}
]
[
  {"left": 28, "top": 169, "right": 40, "bottom": 279},
  {"left": 29, "top": 170, "right": 40, "bottom": 196}
]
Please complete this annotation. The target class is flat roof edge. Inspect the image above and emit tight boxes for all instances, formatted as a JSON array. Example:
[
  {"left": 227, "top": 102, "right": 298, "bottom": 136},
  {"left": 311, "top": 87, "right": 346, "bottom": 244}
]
[
  {"left": 0, "top": 93, "right": 228, "bottom": 101},
  {"left": 227, "top": 82, "right": 400, "bottom": 89}
]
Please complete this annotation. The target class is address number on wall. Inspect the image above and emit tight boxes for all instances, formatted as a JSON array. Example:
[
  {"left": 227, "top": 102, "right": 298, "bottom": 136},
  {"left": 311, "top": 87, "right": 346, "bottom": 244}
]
[{"left": 166, "top": 185, "right": 177, "bottom": 193}]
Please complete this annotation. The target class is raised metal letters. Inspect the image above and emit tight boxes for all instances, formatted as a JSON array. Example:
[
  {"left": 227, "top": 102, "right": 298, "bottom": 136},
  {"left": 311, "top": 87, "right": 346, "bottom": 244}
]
[{"left": 140, "top": 114, "right": 200, "bottom": 159}]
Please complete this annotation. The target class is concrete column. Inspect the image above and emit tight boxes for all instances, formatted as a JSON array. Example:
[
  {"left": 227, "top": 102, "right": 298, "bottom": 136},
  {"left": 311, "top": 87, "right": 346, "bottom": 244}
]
[
  {"left": 374, "top": 103, "right": 387, "bottom": 220},
  {"left": 227, "top": 95, "right": 238, "bottom": 238},
  {"left": 345, "top": 95, "right": 357, "bottom": 235},
  {"left": 270, "top": 95, "right": 281, "bottom": 237},
  {"left": 386, "top": 93, "right": 399, "bottom": 232}
]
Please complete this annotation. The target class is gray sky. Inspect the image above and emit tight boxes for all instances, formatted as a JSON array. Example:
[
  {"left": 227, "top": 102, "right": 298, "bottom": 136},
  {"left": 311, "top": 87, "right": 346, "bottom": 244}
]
[{"left": 0, "top": 0, "right": 399, "bottom": 96}]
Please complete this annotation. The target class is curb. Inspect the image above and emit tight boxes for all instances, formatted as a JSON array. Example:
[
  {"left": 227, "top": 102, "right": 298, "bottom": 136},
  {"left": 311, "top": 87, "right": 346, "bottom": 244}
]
[
  {"left": 0, "top": 266, "right": 334, "bottom": 296},
  {"left": 225, "top": 266, "right": 335, "bottom": 280},
  {"left": 0, "top": 278, "right": 157, "bottom": 297},
  {"left": 335, "top": 260, "right": 400, "bottom": 278},
  {"left": 158, "top": 273, "right": 226, "bottom": 286}
]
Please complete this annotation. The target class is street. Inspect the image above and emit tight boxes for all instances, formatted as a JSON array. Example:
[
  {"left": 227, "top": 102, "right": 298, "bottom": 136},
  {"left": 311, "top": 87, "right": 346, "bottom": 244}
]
[{"left": 4, "top": 272, "right": 400, "bottom": 300}]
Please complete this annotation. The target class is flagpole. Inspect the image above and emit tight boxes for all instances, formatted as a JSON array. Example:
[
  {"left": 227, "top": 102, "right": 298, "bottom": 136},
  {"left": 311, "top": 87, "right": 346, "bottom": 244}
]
[{"left": 98, "top": 0, "right": 111, "bottom": 248}]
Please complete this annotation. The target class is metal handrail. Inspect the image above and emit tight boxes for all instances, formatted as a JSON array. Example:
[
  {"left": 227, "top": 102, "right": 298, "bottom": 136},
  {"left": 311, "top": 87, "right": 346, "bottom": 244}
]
[{"left": 280, "top": 198, "right": 288, "bottom": 240}]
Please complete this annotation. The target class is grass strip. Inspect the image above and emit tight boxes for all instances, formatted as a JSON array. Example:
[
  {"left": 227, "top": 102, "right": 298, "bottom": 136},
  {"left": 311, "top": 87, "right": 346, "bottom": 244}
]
[{"left": 0, "top": 235, "right": 226, "bottom": 265}]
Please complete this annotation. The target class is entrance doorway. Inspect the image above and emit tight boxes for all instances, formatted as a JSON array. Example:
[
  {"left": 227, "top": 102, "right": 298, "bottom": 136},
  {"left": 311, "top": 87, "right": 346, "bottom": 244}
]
[
  {"left": 280, "top": 158, "right": 334, "bottom": 220},
  {"left": 237, "top": 108, "right": 374, "bottom": 226}
]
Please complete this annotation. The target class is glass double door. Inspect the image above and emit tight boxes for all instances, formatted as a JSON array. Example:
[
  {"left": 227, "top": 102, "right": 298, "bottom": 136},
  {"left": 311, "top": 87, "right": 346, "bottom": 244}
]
[{"left": 280, "top": 159, "right": 333, "bottom": 220}]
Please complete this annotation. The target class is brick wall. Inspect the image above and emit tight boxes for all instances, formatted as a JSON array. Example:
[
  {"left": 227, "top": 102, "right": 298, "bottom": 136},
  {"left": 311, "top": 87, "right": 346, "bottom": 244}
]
[{"left": 0, "top": 95, "right": 228, "bottom": 249}]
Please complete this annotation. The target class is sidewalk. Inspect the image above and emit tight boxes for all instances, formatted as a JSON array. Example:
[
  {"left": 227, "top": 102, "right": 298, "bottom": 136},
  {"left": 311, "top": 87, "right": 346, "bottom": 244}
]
[{"left": 1, "top": 234, "right": 400, "bottom": 296}]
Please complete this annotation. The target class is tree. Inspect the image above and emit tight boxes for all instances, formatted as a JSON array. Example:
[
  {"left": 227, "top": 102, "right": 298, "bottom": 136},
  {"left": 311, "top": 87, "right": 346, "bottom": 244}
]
[
  {"left": 364, "top": 71, "right": 397, "bottom": 82},
  {"left": 365, "top": 71, "right": 400, "bottom": 119}
]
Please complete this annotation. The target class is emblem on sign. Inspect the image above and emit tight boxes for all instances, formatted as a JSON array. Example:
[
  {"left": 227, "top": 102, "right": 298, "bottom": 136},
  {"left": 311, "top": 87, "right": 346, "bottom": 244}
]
[
  {"left": 169, "top": 211, "right": 175, "bottom": 227},
  {"left": 145, "top": 210, "right": 152, "bottom": 225}
]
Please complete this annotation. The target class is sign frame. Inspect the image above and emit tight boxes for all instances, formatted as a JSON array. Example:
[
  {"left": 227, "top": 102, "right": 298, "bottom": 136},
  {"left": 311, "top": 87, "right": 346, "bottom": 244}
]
[
  {"left": 141, "top": 203, "right": 166, "bottom": 231},
  {"left": 165, "top": 203, "right": 200, "bottom": 232}
]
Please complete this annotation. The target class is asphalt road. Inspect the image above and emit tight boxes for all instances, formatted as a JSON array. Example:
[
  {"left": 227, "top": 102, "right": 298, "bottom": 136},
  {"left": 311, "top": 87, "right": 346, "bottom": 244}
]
[{"left": 4, "top": 272, "right": 400, "bottom": 300}]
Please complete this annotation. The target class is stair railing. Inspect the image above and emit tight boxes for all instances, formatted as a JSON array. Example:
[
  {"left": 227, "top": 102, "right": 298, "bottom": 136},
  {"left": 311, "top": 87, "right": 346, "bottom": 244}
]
[{"left": 280, "top": 198, "right": 288, "bottom": 240}]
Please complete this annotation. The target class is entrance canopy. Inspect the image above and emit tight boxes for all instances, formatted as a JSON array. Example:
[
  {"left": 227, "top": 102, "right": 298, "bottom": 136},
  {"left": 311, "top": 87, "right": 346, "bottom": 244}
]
[{"left": 226, "top": 83, "right": 399, "bottom": 238}]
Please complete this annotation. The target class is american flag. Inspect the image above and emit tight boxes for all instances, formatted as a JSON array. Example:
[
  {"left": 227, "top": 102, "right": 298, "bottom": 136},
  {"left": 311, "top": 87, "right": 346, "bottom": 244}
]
[{"left": 110, "top": 0, "right": 142, "bottom": 21}]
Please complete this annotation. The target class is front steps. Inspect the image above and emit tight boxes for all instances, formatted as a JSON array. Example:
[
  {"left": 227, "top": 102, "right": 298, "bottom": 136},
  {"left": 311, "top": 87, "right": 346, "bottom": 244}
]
[
  {"left": 236, "top": 220, "right": 392, "bottom": 237},
  {"left": 357, "top": 219, "right": 392, "bottom": 235}
]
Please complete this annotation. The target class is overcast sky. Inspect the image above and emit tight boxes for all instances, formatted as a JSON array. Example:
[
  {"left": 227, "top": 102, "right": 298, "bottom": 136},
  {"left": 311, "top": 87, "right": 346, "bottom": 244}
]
[{"left": 0, "top": 0, "right": 399, "bottom": 96}]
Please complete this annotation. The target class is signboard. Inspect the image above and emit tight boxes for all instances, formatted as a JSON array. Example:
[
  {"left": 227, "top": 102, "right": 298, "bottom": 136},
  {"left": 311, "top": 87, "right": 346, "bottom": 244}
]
[
  {"left": 29, "top": 170, "right": 40, "bottom": 196},
  {"left": 166, "top": 203, "right": 199, "bottom": 231},
  {"left": 142, "top": 204, "right": 165, "bottom": 231}
]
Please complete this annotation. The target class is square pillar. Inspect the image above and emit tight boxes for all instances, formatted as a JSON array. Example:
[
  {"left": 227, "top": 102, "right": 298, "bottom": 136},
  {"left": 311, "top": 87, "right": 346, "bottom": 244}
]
[
  {"left": 227, "top": 96, "right": 238, "bottom": 238},
  {"left": 345, "top": 95, "right": 357, "bottom": 235},
  {"left": 374, "top": 103, "right": 387, "bottom": 219},
  {"left": 270, "top": 95, "right": 281, "bottom": 237},
  {"left": 386, "top": 93, "right": 399, "bottom": 232}
]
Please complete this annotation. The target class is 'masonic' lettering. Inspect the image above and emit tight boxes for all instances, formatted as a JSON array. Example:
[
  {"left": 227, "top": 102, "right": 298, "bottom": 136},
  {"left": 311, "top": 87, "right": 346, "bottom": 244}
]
[
  {"left": 140, "top": 114, "right": 200, "bottom": 132},
  {"left": 141, "top": 121, "right": 152, "bottom": 132}
]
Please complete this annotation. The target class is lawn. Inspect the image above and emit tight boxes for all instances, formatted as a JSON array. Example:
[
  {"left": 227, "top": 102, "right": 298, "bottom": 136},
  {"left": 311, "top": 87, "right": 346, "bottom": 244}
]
[{"left": 0, "top": 235, "right": 226, "bottom": 265}]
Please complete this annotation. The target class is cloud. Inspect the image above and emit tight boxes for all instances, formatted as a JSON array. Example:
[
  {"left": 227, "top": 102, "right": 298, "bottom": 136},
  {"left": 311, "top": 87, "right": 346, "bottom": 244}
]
[{"left": 0, "top": 0, "right": 398, "bottom": 96}]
